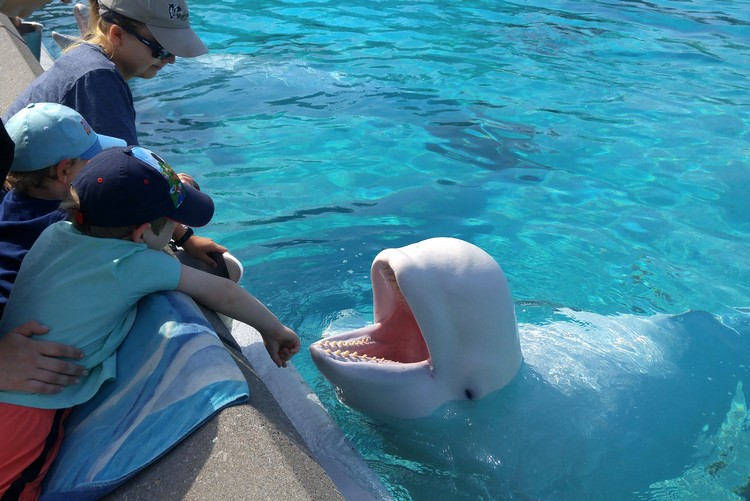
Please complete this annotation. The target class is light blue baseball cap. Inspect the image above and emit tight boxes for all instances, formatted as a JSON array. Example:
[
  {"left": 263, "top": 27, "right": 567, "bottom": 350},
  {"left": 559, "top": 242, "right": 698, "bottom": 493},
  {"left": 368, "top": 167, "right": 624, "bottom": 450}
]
[{"left": 5, "top": 102, "right": 126, "bottom": 172}]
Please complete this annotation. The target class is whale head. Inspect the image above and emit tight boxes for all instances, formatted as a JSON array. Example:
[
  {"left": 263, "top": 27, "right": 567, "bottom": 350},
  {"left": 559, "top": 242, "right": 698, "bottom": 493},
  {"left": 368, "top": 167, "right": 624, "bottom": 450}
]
[{"left": 309, "top": 237, "right": 523, "bottom": 419}]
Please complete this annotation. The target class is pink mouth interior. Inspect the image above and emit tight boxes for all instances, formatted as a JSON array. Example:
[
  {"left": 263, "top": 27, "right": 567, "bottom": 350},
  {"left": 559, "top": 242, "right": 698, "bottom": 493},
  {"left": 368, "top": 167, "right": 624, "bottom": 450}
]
[
  {"left": 314, "top": 262, "right": 430, "bottom": 364},
  {"left": 366, "top": 263, "right": 430, "bottom": 363}
]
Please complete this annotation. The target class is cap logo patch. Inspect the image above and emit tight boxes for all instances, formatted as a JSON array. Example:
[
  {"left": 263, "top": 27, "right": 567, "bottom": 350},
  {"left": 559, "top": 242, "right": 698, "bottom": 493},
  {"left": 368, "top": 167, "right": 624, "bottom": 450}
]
[
  {"left": 168, "top": 3, "right": 188, "bottom": 21},
  {"left": 80, "top": 118, "right": 93, "bottom": 136},
  {"left": 129, "top": 146, "right": 186, "bottom": 209}
]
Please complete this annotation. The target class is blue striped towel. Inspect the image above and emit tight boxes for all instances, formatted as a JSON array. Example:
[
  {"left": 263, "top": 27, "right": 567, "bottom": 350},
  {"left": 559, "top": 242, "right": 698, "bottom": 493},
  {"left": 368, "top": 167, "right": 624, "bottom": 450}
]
[{"left": 41, "top": 291, "right": 249, "bottom": 500}]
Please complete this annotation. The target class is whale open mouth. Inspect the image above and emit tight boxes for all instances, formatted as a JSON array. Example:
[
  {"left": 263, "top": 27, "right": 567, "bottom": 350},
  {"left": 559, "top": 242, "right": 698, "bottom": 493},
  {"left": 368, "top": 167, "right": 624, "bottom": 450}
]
[
  {"left": 309, "top": 237, "right": 523, "bottom": 418},
  {"left": 312, "top": 262, "right": 430, "bottom": 365}
]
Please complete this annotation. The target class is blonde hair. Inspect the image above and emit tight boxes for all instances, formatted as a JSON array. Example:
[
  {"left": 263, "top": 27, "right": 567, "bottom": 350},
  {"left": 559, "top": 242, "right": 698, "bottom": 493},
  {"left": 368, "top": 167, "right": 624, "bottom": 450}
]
[
  {"left": 61, "top": 186, "right": 169, "bottom": 239},
  {"left": 66, "top": 0, "right": 147, "bottom": 56}
]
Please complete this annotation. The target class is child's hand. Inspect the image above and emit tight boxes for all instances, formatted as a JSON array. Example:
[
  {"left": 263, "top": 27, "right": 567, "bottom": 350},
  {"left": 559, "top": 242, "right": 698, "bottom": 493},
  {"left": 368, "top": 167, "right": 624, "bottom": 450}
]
[
  {"left": 181, "top": 234, "right": 228, "bottom": 268},
  {"left": 263, "top": 326, "right": 301, "bottom": 368},
  {"left": 177, "top": 172, "right": 200, "bottom": 190}
]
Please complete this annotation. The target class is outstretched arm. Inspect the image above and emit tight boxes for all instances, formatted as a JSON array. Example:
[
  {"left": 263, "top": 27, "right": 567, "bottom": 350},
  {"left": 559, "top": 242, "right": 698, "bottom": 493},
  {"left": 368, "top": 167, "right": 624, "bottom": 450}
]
[
  {"left": 0, "top": 321, "right": 87, "bottom": 393},
  {"left": 176, "top": 265, "right": 300, "bottom": 367}
]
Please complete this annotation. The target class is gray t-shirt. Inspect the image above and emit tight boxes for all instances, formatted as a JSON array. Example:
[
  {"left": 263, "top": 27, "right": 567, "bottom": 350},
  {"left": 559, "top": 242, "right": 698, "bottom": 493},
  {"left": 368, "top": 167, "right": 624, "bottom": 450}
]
[{"left": 2, "top": 43, "right": 138, "bottom": 145}]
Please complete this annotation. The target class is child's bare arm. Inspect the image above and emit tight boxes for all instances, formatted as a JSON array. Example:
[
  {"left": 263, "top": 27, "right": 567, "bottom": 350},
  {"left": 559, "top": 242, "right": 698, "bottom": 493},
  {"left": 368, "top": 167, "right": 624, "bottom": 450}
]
[{"left": 176, "top": 265, "right": 300, "bottom": 367}]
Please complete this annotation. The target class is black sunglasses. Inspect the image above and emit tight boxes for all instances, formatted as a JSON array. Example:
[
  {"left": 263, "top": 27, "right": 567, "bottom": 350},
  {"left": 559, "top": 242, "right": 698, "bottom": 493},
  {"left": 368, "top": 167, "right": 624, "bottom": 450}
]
[{"left": 102, "top": 11, "right": 173, "bottom": 60}]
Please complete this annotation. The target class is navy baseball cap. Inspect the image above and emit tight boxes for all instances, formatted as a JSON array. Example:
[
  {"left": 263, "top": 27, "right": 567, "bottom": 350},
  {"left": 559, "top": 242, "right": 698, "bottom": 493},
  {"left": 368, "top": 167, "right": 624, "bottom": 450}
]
[{"left": 73, "top": 146, "right": 214, "bottom": 228}]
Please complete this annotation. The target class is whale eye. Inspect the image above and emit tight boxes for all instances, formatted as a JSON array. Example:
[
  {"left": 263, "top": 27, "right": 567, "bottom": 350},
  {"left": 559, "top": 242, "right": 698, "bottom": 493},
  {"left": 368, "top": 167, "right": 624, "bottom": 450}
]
[{"left": 465, "top": 389, "right": 475, "bottom": 400}]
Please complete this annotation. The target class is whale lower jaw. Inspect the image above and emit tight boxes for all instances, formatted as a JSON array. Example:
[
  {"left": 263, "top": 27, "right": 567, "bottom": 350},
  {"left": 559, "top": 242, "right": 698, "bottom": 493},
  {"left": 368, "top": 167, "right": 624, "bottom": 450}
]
[
  {"left": 309, "top": 324, "right": 445, "bottom": 418},
  {"left": 310, "top": 343, "right": 441, "bottom": 419},
  {"left": 311, "top": 323, "right": 428, "bottom": 365},
  {"left": 309, "top": 322, "right": 432, "bottom": 368}
]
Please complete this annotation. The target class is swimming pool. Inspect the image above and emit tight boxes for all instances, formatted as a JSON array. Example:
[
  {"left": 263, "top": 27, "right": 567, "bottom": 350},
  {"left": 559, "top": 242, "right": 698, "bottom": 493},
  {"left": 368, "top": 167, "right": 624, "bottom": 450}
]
[{"left": 37, "top": 0, "right": 750, "bottom": 498}]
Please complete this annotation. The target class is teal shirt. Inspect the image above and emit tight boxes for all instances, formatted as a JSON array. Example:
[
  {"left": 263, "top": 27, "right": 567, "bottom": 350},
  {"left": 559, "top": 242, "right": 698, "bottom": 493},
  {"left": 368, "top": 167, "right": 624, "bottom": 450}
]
[{"left": 0, "top": 221, "right": 182, "bottom": 409}]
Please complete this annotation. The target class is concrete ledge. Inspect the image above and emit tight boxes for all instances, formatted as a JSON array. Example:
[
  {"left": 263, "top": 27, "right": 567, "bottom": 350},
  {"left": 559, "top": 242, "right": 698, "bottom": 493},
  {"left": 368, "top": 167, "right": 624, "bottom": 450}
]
[
  {"left": 105, "top": 326, "right": 345, "bottom": 501},
  {"left": 0, "top": 14, "right": 43, "bottom": 114}
]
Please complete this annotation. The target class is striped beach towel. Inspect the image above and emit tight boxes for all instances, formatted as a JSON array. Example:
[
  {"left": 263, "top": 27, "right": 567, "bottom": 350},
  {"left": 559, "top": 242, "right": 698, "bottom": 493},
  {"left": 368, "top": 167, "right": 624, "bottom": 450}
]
[{"left": 41, "top": 291, "right": 249, "bottom": 500}]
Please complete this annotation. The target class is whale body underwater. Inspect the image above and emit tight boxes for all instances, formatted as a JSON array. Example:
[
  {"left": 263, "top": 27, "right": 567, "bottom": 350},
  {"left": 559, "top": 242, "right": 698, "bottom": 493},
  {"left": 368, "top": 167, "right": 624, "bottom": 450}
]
[{"left": 309, "top": 237, "right": 750, "bottom": 497}]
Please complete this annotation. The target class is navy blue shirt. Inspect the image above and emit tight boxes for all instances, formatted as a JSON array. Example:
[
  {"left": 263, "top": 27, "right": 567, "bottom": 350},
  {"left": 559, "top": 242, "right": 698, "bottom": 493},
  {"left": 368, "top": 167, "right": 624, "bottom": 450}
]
[
  {"left": 0, "top": 190, "right": 67, "bottom": 315},
  {"left": 2, "top": 43, "right": 138, "bottom": 145}
]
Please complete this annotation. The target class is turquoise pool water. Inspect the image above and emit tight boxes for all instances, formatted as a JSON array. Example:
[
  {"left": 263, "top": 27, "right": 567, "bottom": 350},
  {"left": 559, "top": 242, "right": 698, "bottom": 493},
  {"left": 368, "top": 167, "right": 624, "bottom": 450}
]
[{"left": 37, "top": 0, "right": 749, "bottom": 498}]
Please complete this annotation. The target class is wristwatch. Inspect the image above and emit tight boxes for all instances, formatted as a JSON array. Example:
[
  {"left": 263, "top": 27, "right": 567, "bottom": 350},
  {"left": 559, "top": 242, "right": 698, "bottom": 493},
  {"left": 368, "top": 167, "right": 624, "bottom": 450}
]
[{"left": 171, "top": 226, "right": 194, "bottom": 248}]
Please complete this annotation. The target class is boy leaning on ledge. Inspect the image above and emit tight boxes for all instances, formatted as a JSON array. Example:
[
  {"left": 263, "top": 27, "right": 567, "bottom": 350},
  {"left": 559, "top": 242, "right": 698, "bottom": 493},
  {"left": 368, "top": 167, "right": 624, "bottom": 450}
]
[{"left": 0, "top": 145, "right": 301, "bottom": 499}]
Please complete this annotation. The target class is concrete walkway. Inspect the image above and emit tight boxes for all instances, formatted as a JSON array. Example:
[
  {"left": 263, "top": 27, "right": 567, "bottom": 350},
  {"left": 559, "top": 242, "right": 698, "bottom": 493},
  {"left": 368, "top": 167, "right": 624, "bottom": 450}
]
[{"left": 1, "top": 14, "right": 386, "bottom": 500}]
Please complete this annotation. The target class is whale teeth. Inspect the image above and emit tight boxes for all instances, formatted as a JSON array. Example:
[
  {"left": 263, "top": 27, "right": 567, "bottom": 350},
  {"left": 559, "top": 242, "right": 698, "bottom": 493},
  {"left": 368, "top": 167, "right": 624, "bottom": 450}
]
[
  {"left": 320, "top": 344, "right": 399, "bottom": 364},
  {"left": 319, "top": 336, "right": 376, "bottom": 350}
]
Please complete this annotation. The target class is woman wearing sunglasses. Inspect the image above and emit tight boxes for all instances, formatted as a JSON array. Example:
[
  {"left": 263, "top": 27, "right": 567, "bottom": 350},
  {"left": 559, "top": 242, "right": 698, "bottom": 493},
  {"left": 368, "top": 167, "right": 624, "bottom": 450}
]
[
  {"left": 3, "top": 0, "right": 206, "bottom": 146},
  {"left": 3, "top": 0, "right": 230, "bottom": 269}
]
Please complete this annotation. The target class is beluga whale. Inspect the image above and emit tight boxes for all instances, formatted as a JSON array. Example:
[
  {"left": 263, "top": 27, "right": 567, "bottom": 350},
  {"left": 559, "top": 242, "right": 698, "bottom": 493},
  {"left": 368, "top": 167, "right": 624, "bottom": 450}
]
[
  {"left": 310, "top": 238, "right": 750, "bottom": 497},
  {"left": 309, "top": 237, "right": 523, "bottom": 418}
]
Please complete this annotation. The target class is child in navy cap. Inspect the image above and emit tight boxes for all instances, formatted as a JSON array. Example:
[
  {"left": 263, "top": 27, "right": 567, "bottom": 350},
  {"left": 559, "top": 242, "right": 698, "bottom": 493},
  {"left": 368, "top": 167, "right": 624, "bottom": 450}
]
[{"left": 0, "top": 146, "right": 300, "bottom": 498}]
